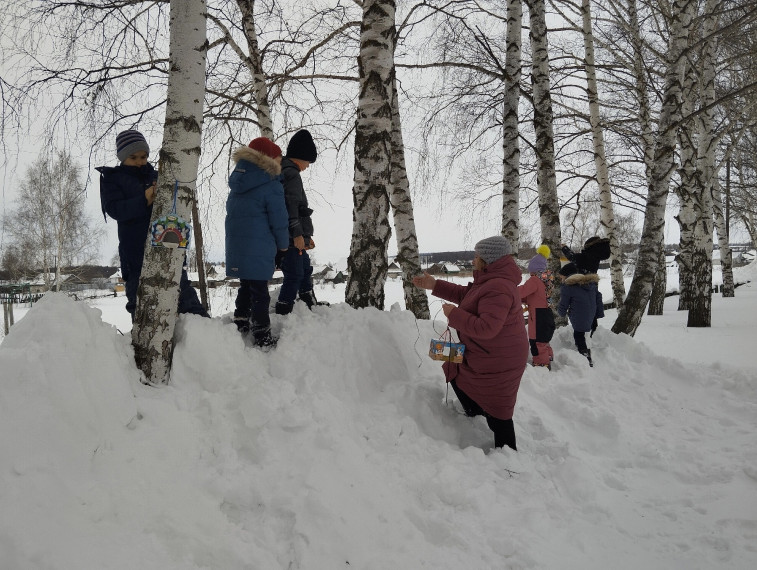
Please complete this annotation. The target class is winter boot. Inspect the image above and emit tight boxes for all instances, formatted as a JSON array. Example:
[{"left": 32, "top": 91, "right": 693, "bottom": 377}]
[
  {"left": 583, "top": 348, "right": 593, "bottom": 367},
  {"left": 299, "top": 289, "right": 329, "bottom": 309},
  {"left": 233, "top": 317, "right": 250, "bottom": 334},
  {"left": 252, "top": 325, "right": 278, "bottom": 348},
  {"left": 275, "top": 301, "right": 294, "bottom": 315}
]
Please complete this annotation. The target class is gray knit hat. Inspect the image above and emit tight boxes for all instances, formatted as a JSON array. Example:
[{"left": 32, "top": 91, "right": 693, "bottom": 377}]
[
  {"left": 474, "top": 235, "right": 513, "bottom": 264},
  {"left": 116, "top": 130, "right": 150, "bottom": 162}
]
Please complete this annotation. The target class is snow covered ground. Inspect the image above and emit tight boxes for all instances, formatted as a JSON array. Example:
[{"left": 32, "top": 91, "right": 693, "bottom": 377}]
[{"left": 1, "top": 262, "right": 755, "bottom": 569}]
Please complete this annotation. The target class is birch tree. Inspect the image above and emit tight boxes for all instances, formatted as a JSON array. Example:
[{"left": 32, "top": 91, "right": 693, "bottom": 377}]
[
  {"left": 580, "top": 0, "right": 625, "bottom": 309},
  {"left": 345, "top": 0, "right": 395, "bottom": 310},
  {"left": 388, "top": 73, "right": 430, "bottom": 318},
  {"left": 687, "top": 0, "right": 719, "bottom": 327},
  {"left": 712, "top": 171, "right": 734, "bottom": 297},
  {"left": 675, "top": 57, "right": 698, "bottom": 312},
  {"left": 2, "top": 151, "right": 99, "bottom": 289},
  {"left": 646, "top": 242, "right": 666, "bottom": 315},
  {"left": 612, "top": 0, "right": 696, "bottom": 336},
  {"left": 525, "top": 0, "right": 563, "bottom": 272},
  {"left": 501, "top": 0, "right": 523, "bottom": 248},
  {"left": 132, "top": 0, "right": 208, "bottom": 383},
  {"left": 233, "top": 0, "right": 273, "bottom": 138}
]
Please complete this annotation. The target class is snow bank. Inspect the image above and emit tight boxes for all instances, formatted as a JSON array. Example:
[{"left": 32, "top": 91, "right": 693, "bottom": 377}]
[{"left": 1, "top": 286, "right": 756, "bottom": 569}]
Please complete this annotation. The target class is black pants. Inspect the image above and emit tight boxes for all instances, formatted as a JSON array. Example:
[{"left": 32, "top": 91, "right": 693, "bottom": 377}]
[
  {"left": 234, "top": 279, "right": 270, "bottom": 333},
  {"left": 450, "top": 381, "right": 516, "bottom": 451},
  {"left": 573, "top": 331, "right": 588, "bottom": 354},
  {"left": 278, "top": 247, "right": 313, "bottom": 305},
  {"left": 529, "top": 339, "right": 538, "bottom": 356}
]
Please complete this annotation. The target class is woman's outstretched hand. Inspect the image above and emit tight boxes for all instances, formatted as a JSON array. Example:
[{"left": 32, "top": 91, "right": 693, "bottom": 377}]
[
  {"left": 442, "top": 303, "right": 455, "bottom": 318},
  {"left": 412, "top": 272, "right": 436, "bottom": 291}
]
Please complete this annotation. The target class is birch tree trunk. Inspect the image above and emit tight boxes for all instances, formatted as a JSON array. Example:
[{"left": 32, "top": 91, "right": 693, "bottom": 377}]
[
  {"left": 612, "top": 0, "right": 695, "bottom": 336},
  {"left": 132, "top": 0, "right": 208, "bottom": 383},
  {"left": 235, "top": 0, "right": 274, "bottom": 138},
  {"left": 628, "top": 0, "right": 658, "bottom": 313},
  {"left": 526, "top": 0, "right": 562, "bottom": 277},
  {"left": 388, "top": 73, "right": 430, "bottom": 319},
  {"left": 688, "top": 0, "right": 719, "bottom": 327},
  {"left": 501, "top": 0, "right": 522, "bottom": 248},
  {"left": 191, "top": 198, "right": 209, "bottom": 312},
  {"left": 675, "top": 57, "right": 697, "bottom": 311},
  {"left": 627, "top": 0, "right": 656, "bottom": 179},
  {"left": 581, "top": 0, "right": 624, "bottom": 309},
  {"left": 712, "top": 176, "right": 734, "bottom": 297},
  {"left": 735, "top": 150, "right": 757, "bottom": 250},
  {"left": 647, "top": 241, "right": 666, "bottom": 315},
  {"left": 345, "top": 0, "right": 395, "bottom": 310}
]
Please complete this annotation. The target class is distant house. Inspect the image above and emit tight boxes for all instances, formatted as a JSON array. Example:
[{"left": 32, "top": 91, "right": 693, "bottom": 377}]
[
  {"left": 427, "top": 262, "right": 461, "bottom": 275},
  {"left": 454, "top": 260, "right": 473, "bottom": 272},
  {"left": 28, "top": 273, "right": 73, "bottom": 293},
  {"left": 312, "top": 265, "right": 332, "bottom": 280},
  {"left": 325, "top": 270, "right": 347, "bottom": 284},
  {"left": 66, "top": 266, "right": 121, "bottom": 290},
  {"left": 387, "top": 261, "right": 403, "bottom": 277},
  {"left": 188, "top": 263, "right": 228, "bottom": 289}
]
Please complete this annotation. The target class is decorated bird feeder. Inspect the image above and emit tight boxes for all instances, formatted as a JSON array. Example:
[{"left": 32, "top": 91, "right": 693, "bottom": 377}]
[{"left": 150, "top": 180, "right": 192, "bottom": 250}]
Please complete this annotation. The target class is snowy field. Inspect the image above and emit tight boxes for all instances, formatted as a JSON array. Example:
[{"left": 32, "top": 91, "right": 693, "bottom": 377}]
[{"left": 0, "top": 262, "right": 755, "bottom": 569}]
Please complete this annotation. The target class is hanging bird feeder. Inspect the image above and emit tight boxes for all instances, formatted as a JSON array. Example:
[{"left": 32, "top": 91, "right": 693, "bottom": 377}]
[{"left": 150, "top": 180, "right": 191, "bottom": 250}]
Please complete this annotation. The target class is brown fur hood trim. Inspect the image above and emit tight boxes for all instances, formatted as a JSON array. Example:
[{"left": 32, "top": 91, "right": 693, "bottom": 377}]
[
  {"left": 232, "top": 146, "right": 282, "bottom": 177},
  {"left": 564, "top": 272, "right": 600, "bottom": 286}
]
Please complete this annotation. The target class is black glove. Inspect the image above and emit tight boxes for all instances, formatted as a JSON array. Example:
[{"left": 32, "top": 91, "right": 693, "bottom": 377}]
[{"left": 275, "top": 249, "right": 287, "bottom": 269}]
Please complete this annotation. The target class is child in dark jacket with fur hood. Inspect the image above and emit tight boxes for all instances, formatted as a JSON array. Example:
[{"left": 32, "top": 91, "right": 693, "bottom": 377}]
[
  {"left": 557, "top": 263, "right": 604, "bottom": 366},
  {"left": 226, "top": 137, "right": 289, "bottom": 347}
]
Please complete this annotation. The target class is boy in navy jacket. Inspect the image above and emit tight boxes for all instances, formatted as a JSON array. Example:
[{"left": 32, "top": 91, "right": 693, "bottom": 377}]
[
  {"left": 96, "top": 130, "right": 207, "bottom": 320},
  {"left": 275, "top": 129, "right": 324, "bottom": 314}
]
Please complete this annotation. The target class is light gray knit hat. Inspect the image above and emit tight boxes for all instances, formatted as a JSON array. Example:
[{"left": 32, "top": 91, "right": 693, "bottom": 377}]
[{"left": 474, "top": 235, "right": 513, "bottom": 264}]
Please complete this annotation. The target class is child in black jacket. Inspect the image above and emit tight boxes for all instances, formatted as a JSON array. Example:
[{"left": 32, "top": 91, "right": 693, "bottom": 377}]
[{"left": 561, "top": 236, "right": 611, "bottom": 274}]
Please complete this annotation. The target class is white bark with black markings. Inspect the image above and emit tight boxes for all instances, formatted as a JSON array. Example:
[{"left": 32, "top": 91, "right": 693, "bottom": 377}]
[
  {"left": 132, "top": 0, "right": 208, "bottom": 383},
  {"left": 346, "top": 0, "right": 395, "bottom": 310},
  {"left": 688, "top": 0, "right": 719, "bottom": 327},
  {"left": 501, "top": 0, "right": 522, "bottom": 249},
  {"left": 613, "top": 0, "right": 696, "bottom": 336},
  {"left": 388, "top": 73, "right": 430, "bottom": 319},
  {"left": 581, "top": 0, "right": 625, "bottom": 310},
  {"left": 525, "top": 0, "right": 563, "bottom": 300}
]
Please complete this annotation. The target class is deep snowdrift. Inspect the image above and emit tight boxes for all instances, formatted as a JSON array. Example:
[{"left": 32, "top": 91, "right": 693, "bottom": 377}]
[{"left": 1, "top": 266, "right": 756, "bottom": 569}]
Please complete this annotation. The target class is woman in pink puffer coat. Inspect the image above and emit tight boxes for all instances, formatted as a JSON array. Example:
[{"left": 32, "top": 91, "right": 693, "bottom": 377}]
[{"left": 413, "top": 236, "right": 529, "bottom": 450}]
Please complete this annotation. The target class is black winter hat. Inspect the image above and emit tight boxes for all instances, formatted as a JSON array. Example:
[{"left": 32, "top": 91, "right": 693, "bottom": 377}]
[
  {"left": 559, "top": 263, "right": 579, "bottom": 277},
  {"left": 286, "top": 130, "right": 317, "bottom": 163}
]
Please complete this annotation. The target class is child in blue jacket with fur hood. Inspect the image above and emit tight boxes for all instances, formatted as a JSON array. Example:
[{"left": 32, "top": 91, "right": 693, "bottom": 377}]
[
  {"left": 225, "top": 137, "right": 289, "bottom": 347},
  {"left": 96, "top": 129, "right": 207, "bottom": 320},
  {"left": 557, "top": 263, "right": 604, "bottom": 366}
]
